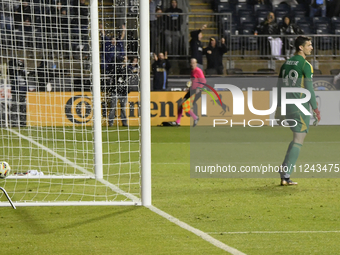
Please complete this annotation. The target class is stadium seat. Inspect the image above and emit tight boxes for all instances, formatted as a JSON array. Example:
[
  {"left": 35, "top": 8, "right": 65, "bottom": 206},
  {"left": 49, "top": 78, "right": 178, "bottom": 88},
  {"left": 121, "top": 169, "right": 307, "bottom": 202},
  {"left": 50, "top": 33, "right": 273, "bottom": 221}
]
[
  {"left": 332, "top": 23, "right": 340, "bottom": 34},
  {"left": 290, "top": 4, "right": 306, "bottom": 12},
  {"left": 257, "top": 68, "right": 275, "bottom": 74},
  {"left": 313, "top": 69, "right": 322, "bottom": 75},
  {"left": 242, "top": 29, "right": 258, "bottom": 50},
  {"left": 217, "top": 3, "right": 234, "bottom": 12},
  {"left": 272, "top": 3, "right": 290, "bottom": 13},
  {"left": 330, "top": 69, "right": 340, "bottom": 75},
  {"left": 224, "top": 27, "right": 241, "bottom": 51},
  {"left": 297, "top": 23, "right": 313, "bottom": 34},
  {"left": 258, "top": 16, "right": 266, "bottom": 25},
  {"left": 254, "top": 4, "right": 272, "bottom": 14},
  {"left": 331, "top": 16, "right": 340, "bottom": 25},
  {"left": 235, "top": 3, "right": 253, "bottom": 15},
  {"left": 257, "top": 10, "right": 270, "bottom": 18},
  {"left": 242, "top": 22, "right": 256, "bottom": 30},
  {"left": 205, "top": 69, "right": 218, "bottom": 75},
  {"left": 331, "top": 17, "right": 340, "bottom": 32},
  {"left": 313, "top": 17, "right": 331, "bottom": 25},
  {"left": 315, "top": 21, "right": 330, "bottom": 30},
  {"left": 226, "top": 68, "right": 243, "bottom": 75},
  {"left": 293, "top": 10, "right": 306, "bottom": 18},
  {"left": 239, "top": 15, "right": 256, "bottom": 25},
  {"left": 315, "top": 28, "right": 333, "bottom": 50},
  {"left": 275, "top": 10, "right": 289, "bottom": 21},
  {"left": 238, "top": 9, "right": 253, "bottom": 17},
  {"left": 295, "top": 16, "right": 312, "bottom": 25},
  {"left": 220, "top": 15, "right": 239, "bottom": 32},
  {"left": 334, "top": 29, "right": 340, "bottom": 50},
  {"left": 254, "top": 10, "right": 267, "bottom": 26}
]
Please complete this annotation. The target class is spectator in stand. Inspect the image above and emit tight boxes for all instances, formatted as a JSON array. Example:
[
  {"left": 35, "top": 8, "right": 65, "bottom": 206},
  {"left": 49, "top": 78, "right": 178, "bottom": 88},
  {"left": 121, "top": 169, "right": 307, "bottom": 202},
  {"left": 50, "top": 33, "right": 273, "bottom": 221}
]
[
  {"left": 152, "top": 52, "right": 171, "bottom": 91},
  {"left": 59, "top": 7, "right": 71, "bottom": 58},
  {"left": 310, "top": 0, "right": 326, "bottom": 17},
  {"left": 128, "top": 56, "right": 139, "bottom": 90},
  {"left": 203, "top": 37, "right": 228, "bottom": 75},
  {"left": 37, "top": 60, "right": 48, "bottom": 92},
  {"left": 165, "top": 0, "right": 183, "bottom": 55},
  {"left": 190, "top": 24, "right": 207, "bottom": 71},
  {"left": 71, "top": 0, "right": 89, "bottom": 36},
  {"left": 150, "top": 0, "right": 162, "bottom": 55},
  {"left": 257, "top": 12, "right": 279, "bottom": 57},
  {"left": 155, "top": 7, "right": 166, "bottom": 54},
  {"left": 129, "top": 56, "right": 139, "bottom": 74},
  {"left": 100, "top": 24, "right": 126, "bottom": 76},
  {"left": 108, "top": 55, "right": 130, "bottom": 127},
  {"left": 79, "top": 0, "right": 89, "bottom": 36},
  {"left": 279, "top": 16, "right": 304, "bottom": 58},
  {"left": 70, "top": 0, "right": 89, "bottom": 58},
  {"left": 0, "top": 6, "right": 14, "bottom": 36},
  {"left": 8, "top": 59, "right": 28, "bottom": 127},
  {"left": 23, "top": 17, "right": 34, "bottom": 49},
  {"left": 14, "top": 0, "right": 31, "bottom": 30}
]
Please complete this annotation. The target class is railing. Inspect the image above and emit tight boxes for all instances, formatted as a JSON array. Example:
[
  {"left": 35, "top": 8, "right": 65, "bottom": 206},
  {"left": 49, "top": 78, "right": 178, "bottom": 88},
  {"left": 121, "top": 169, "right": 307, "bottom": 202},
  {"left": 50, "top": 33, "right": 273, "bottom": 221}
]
[{"left": 152, "top": 12, "right": 340, "bottom": 63}]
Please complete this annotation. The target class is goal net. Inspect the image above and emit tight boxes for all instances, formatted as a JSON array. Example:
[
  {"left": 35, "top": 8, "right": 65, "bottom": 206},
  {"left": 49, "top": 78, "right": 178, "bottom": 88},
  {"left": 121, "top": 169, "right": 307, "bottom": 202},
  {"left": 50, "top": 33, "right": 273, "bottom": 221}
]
[{"left": 0, "top": 0, "right": 150, "bottom": 206}]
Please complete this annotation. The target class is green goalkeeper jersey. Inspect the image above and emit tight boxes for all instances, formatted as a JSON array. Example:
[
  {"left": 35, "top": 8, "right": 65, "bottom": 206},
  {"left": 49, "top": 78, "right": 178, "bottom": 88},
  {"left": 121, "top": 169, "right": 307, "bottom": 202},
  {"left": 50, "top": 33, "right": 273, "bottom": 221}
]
[{"left": 277, "top": 54, "right": 318, "bottom": 114}]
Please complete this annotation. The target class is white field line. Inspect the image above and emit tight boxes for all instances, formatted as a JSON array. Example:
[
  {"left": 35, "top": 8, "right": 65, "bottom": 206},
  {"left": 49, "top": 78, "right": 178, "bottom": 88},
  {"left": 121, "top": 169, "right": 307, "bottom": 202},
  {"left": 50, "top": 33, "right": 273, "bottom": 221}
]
[
  {"left": 8, "top": 128, "right": 246, "bottom": 255},
  {"left": 148, "top": 205, "right": 246, "bottom": 255},
  {"left": 153, "top": 141, "right": 340, "bottom": 144},
  {"left": 153, "top": 162, "right": 337, "bottom": 164},
  {"left": 152, "top": 162, "right": 188, "bottom": 164},
  {"left": 7, "top": 128, "right": 139, "bottom": 203},
  {"left": 207, "top": 230, "right": 340, "bottom": 235}
]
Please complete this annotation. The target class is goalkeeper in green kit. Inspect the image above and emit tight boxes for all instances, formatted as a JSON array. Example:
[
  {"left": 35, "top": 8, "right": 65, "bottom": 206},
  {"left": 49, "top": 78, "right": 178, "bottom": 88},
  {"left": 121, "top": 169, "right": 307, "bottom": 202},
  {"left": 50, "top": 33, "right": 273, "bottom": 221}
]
[{"left": 275, "top": 36, "right": 321, "bottom": 186}]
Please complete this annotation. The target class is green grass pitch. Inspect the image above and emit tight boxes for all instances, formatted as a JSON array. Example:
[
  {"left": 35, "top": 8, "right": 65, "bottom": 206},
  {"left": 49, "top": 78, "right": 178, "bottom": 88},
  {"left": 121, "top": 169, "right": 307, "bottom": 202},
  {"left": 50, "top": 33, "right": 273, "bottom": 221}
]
[{"left": 1, "top": 126, "right": 340, "bottom": 254}]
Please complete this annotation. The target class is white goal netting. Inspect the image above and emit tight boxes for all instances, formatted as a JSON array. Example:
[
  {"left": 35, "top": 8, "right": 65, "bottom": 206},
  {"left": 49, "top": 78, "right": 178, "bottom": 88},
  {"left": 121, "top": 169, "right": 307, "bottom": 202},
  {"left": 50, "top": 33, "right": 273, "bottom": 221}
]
[{"left": 0, "top": 0, "right": 143, "bottom": 206}]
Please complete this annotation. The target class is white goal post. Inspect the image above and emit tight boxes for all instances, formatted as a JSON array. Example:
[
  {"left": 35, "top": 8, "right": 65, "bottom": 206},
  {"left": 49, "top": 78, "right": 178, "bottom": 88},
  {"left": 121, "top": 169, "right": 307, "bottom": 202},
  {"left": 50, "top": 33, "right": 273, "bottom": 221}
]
[{"left": 0, "top": 0, "right": 151, "bottom": 207}]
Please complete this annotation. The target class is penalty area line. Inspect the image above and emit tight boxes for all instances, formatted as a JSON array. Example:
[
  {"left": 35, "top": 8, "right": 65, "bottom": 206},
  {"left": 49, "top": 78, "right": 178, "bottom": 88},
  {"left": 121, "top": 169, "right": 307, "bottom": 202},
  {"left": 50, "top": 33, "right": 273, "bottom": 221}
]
[
  {"left": 207, "top": 230, "right": 340, "bottom": 235},
  {"left": 147, "top": 205, "right": 246, "bottom": 255}
]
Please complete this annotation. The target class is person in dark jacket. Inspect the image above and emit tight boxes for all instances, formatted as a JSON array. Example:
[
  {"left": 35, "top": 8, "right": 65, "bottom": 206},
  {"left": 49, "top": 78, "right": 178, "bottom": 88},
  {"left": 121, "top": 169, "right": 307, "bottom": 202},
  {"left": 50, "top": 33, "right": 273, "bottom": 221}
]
[
  {"left": 164, "top": 0, "right": 183, "bottom": 55},
  {"left": 108, "top": 55, "right": 130, "bottom": 127},
  {"left": 152, "top": 52, "right": 171, "bottom": 91},
  {"left": 203, "top": 36, "right": 228, "bottom": 75},
  {"left": 257, "top": 12, "right": 279, "bottom": 57},
  {"left": 189, "top": 24, "right": 207, "bottom": 70},
  {"left": 279, "top": 16, "right": 304, "bottom": 57},
  {"left": 100, "top": 24, "right": 126, "bottom": 75},
  {"left": 309, "top": 0, "right": 326, "bottom": 17},
  {"left": 8, "top": 59, "right": 28, "bottom": 127}
]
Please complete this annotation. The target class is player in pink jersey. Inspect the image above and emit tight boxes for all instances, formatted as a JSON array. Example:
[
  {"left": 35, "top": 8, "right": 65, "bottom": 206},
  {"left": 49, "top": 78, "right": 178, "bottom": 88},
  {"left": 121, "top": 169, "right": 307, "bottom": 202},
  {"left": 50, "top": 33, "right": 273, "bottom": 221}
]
[{"left": 175, "top": 58, "right": 205, "bottom": 127}]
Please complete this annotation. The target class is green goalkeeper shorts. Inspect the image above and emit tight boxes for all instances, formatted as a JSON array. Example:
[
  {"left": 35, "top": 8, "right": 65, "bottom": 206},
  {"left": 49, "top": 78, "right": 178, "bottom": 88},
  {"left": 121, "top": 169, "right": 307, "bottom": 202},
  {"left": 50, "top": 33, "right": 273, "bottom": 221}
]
[{"left": 286, "top": 111, "right": 310, "bottom": 133}]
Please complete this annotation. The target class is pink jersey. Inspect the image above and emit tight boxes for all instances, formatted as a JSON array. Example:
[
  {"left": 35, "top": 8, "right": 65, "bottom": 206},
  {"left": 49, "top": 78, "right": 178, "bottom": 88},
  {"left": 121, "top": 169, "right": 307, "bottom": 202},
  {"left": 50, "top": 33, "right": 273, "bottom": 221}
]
[{"left": 191, "top": 67, "right": 206, "bottom": 89}]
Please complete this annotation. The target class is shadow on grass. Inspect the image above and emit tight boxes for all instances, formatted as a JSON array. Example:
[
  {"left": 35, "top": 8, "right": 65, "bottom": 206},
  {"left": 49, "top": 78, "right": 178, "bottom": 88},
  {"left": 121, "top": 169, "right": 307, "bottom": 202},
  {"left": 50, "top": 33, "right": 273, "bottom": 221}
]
[{"left": 14, "top": 206, "right": 138, "bottom": 235}]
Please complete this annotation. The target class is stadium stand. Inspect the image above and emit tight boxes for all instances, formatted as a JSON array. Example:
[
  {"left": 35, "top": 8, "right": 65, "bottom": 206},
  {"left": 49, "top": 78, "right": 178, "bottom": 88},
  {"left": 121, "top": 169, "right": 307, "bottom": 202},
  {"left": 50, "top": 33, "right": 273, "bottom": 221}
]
[
  {"left": 314, "top": 69, "right": 322, "bottom": 75},
  {"left": 226, "top": 68, "right": 243, "bottom": 74},
  {"left": 330, "top": 69, "right": 340, "bottom": 75}
]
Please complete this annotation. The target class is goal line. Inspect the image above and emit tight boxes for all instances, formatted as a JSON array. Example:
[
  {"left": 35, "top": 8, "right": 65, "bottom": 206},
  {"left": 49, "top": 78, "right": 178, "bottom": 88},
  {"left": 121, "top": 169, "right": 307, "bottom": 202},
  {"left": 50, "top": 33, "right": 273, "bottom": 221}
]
[{"left": 0, "top": 127, "right": 141, "bottom": 207}]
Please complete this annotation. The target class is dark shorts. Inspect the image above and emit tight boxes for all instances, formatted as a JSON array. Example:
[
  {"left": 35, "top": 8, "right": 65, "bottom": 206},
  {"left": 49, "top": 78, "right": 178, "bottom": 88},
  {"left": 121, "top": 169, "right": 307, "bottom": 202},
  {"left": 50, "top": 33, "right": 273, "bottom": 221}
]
[{"left": 286, "top": 111, "right": 310, "bottom": 133}]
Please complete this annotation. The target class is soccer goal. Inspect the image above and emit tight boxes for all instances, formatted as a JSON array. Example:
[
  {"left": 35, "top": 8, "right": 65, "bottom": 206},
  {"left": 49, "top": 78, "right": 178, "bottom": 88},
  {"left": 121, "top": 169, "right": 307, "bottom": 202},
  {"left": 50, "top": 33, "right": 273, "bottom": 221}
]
[{"left": 0, "top": 0, "right": 151, "bottom": 207}]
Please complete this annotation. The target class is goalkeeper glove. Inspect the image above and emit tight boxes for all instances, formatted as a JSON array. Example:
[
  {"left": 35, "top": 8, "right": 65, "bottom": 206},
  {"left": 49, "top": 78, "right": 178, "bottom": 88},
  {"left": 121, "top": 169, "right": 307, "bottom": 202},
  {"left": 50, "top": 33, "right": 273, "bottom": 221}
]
[
  {"left": 275, "top": 106, "right": 285, "bottom": 125},
  {"left": 313, "top": 108, "right": 321, "bottom": 126}
]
